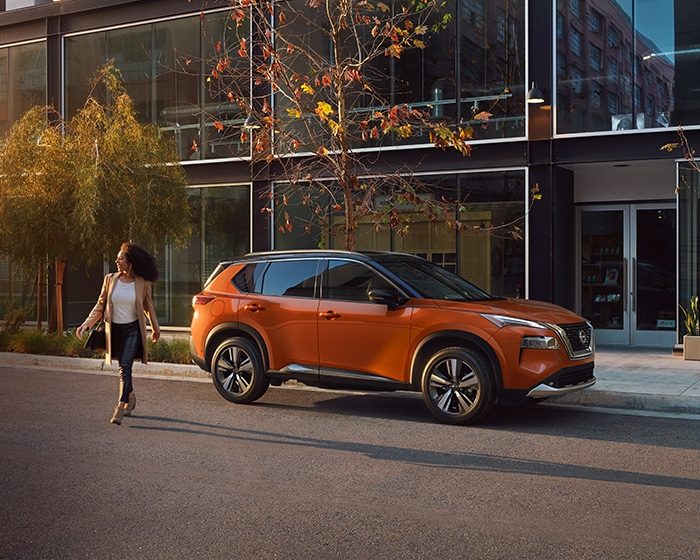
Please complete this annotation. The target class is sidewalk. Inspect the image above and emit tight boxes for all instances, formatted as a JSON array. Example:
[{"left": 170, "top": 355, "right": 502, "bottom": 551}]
[{"left": 1, "top": 348, "right": 699, "bottom": 415}]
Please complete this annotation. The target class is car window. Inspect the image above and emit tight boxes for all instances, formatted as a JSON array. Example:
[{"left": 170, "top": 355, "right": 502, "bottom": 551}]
[
  {"left": 261, "top": 259, "right": 320, "bottom": 298},
  {"left": 373, "top": 255, "right": 495, "bottom": 301},
  {"left": 232, "top": 262, "right": 267, "bottom": 294},
  {"left": 324, "top": 260, "right": 393, "bottom": 302}
]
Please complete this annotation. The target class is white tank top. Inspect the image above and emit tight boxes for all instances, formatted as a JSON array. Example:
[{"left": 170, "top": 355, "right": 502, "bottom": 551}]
[{"left": 112, "top": 278, "right": 138, "bottom": 324}]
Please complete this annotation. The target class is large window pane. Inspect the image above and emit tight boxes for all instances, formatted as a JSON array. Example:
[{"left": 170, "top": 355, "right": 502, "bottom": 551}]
[
  {"left": 64, "top": 12, "right": 250, "bottom": 161},
  {"left": 458, "top": 171, "right": 525, "bottom": 297},
  {"left": 154, "top": 185, "right": 251, "bottom": 327},
  {"left": 458, "top": 0, "right": 526, "bottom": 139},
  {"left": 0, "top": 41, "right": 46, "bottom": 137},
  {"left": 557, "top": 0, "right": 700, "bottom": 134},
  {"left": 678, "top": 164, "right": 699, "bottom": 340}
]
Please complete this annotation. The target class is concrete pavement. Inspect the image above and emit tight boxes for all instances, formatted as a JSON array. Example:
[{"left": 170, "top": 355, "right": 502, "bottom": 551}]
[{"left": 1, "top": 347, "right": 699, "bottom": 415}]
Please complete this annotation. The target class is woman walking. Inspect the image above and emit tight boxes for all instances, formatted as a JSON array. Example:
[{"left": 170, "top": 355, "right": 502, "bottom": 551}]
[{"left": 77, "top": 242, "right": 161, "bottom": 425}]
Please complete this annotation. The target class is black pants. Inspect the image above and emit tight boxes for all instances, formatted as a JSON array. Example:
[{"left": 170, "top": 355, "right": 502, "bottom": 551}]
[{"left": 112, "top": 320, "right": 142, "bottom": 403}]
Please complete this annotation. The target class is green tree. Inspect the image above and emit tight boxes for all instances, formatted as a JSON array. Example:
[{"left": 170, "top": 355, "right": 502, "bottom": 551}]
[{"left": 0, "top": 62, "right": 191, "bottom": 333}]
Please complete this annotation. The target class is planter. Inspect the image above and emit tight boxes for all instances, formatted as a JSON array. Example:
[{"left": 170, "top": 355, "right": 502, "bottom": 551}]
[{"left": 683, "top": 335, "right": 700, "bottom": 360}]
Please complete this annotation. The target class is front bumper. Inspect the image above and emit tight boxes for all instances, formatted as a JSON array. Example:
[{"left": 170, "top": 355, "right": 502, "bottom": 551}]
[{"left": 525, "top": 362, "right": 596, "bottom": 398}]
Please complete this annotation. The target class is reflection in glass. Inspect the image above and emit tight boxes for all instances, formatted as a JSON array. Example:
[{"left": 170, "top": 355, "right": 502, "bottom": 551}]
[
  {"left": 457, "top": 172, "right": 525, "bottom": 297},
  {"left": 580, "top": 210, "right": 624, "bottom": 329},
  {"left": 64, "top": 12, "right": 250, "bottom": 161},
  {"left": 555, "top": 0, "right": 700, "bottom": 134},
  {"left": 0, "top": 41, "right": 46, "bottom": 137},
  {"left": 678, "top": 164, "right": 700, "bottom": 339},
  {"left": 635, "top": 208, "right": 676, "bottom": 331},
  {"left": 154, "top": 185, "right": 251, "bottom": 326}
]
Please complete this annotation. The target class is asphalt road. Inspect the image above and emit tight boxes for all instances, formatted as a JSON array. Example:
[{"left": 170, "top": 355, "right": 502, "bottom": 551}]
[{"left": 1, "top": 365, "right": 699, "bottom": 560}]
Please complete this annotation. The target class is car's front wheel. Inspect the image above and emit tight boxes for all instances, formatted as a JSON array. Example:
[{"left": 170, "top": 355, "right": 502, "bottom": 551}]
[
  {"left": 211, "top": 337, "right": 269, "bottom": 404},
  {"left": 420, "top": 347, "right": 495, "bottom": 425}
]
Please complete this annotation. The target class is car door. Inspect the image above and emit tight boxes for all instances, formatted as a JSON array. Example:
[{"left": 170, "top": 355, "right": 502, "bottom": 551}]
[
  {"left": 317, "top": 258, "right": 413, "bottom": 384},
  {"left": 237, "top": 258, "right": 321, "bottom": 375}
]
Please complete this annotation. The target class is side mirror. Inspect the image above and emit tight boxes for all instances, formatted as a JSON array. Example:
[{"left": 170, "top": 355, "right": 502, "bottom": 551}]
[{"left": 368, "top": 288, "right": 407, "bottom": 310}]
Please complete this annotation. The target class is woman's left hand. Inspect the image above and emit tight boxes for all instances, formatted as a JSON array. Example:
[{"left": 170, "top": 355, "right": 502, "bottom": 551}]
[{"left": 151, "top": 327, "right": 160, "bottom": 343}]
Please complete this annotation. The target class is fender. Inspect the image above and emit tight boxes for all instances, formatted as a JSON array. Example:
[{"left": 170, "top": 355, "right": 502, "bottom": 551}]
[
  {"left": 409, "top": 330, "right": 503, "bottom": 390},
  {"left": 205, "top": 321, "right": 270, "bottom": 371}
]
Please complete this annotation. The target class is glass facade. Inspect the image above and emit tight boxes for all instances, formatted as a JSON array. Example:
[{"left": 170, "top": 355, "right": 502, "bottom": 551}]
[
  {"left": 556, "top": 0, "right": 700, "bottom": 134},
  {"left": 274, "top": 0, "right": 526, "bottom": 150},
  {"left": 679, "top": 164, "right": 699, "bottom": 339},
  {"left": 0, "top": 40, "right": 46, "bottom": 321},
  {"left": 0, "top": 40, "right": 46, "bottom": 137},
  {"left": 154, "top": 185, "right": 251, "bottom": 327},
  {"left": 273, "top": 170, "right": 526, "bottom": 298},
  {"left": 64, "top": 11, "right": 249, "bottom": 161}
]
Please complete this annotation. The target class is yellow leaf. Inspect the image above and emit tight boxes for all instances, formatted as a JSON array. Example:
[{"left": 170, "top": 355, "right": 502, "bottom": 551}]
[
  {"left": 286, "top": 108, "right": 302, "bottom": 118},
  {"left": 377, "top": 2, "right": 390, "bottom": 12},
  {"left": 315, "top": 101, "right": 334, "bottom": 120},
  {"left": 301, "top": 83, "right": 315, "bottom": 95},
  {"left": 385, "top": 44, "right": 403, "bottom": 58},
  {"left": 415, "top": 25, "right": 428, "bottom": 35},
  {"left": 317, "top": 146, "right": 329, "bottom": 156},
  {"left": 413, "top": 39, "right": 426, "bottom": 49}
]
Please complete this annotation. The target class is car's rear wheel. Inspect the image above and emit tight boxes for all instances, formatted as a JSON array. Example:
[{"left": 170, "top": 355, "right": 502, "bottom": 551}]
[
  {"left": 420, "top": 347, "right": 495, "bottom": 425},
  {"left": 211, "top": 337, "right": 269, "bottom": 404}
]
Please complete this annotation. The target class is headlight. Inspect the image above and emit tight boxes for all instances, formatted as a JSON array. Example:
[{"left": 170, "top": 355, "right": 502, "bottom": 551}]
[
  {"left": 521, "top": 336, "right": 560, "bottom": 350},
  {"left": 480, "top": 313, "right": 547, "bottom": 330}
]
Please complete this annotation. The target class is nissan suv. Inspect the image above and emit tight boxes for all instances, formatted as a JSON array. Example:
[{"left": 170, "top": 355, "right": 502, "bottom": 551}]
[{"left": 190, "top": 251, "right": 595, "bottom": 425}]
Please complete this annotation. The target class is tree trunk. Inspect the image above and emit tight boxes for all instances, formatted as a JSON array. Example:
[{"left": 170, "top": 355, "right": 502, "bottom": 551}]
[
  {"left": 54, "top": 258, "right": 65, "bottom": 334},
  {"left": 36, "top": 261, "right": 45, "bottom": 330}
]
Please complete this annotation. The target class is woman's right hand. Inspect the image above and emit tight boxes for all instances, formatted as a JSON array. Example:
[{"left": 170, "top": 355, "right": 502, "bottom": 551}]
[{"left": 76, "top": 324, "right": 89, "bottom": 338}]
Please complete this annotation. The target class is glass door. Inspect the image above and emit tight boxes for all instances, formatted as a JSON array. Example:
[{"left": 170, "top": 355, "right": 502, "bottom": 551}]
[
  {"left": 631, "top": 204, "right": 676, "bottom": 347},
  {"left": 578, "top": 204, "right": 677, "bottom": 347},
  {"left": 578, "top": 206, "right": 629, "bottom": 345}
]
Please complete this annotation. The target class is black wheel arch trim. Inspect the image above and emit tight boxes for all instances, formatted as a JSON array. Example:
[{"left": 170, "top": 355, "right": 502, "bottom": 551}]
[
  {"left": 205, "top": 322, "right": 270, "bottom": 372},
  {"left": 410, "top": 330, "right": 503, "bottom": 391}
]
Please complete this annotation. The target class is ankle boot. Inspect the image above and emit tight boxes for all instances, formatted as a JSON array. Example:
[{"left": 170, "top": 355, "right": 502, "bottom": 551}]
[
  {"left": 124, "top": 393, "right": 136, "bottom": 417},
  {"left": 110, "top": 402, "right": 129, "bottom": 425}
]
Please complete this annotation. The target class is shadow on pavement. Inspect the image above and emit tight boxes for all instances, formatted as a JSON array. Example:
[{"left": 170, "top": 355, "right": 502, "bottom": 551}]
[{"left": 129, "top": 415, "right": 700, "bottom": 491}]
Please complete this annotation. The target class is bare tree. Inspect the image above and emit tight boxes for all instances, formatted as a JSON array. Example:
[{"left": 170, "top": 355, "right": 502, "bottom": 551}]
[{"left": 200, "top": 0, "right": 521, "bottom": 251}]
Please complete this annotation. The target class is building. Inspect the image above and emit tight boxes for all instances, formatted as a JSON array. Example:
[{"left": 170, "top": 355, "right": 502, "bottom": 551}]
[{"left": 0, "top": 0, "right": 698, "bottom": 348}]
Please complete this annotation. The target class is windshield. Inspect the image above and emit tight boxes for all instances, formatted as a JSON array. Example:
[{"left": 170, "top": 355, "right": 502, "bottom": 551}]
[{"left": 372, "top": 254, "right": 496, "bottom": 301}]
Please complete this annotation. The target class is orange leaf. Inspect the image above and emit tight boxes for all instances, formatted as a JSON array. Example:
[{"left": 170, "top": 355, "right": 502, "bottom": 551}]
[
  {"left": 213, "top": 120, "right": 224, "bottom": 132},
  {"left": 191, "top": 139, "right": 199, "bottom": 152}
]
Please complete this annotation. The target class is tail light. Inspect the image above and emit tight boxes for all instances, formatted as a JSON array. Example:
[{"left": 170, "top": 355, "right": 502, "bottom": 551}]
[{"left": 192, "top": 294, "right": 215, "bottom": 308}]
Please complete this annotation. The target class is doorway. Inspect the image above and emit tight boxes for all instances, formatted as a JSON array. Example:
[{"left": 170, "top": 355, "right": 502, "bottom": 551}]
[{"left": 577, "top": 204, "right": 676, "bottom": 347}]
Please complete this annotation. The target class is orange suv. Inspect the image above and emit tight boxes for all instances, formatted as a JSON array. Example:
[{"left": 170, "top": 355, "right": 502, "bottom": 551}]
[{"left": 190, "top": 251, "right": 595, "bottom": 424}]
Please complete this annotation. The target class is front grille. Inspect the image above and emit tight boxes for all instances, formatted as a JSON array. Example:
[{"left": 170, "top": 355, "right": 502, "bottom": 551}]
[
  {"left": 549, "top": 363, "right": 595, "bottom": 388},
  {"left": 558, "top": 322, "right": 593, "bottom": 356}
]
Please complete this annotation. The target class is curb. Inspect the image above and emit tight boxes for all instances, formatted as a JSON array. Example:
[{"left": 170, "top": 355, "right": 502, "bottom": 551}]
[
  {"left": 551, "top": 390, "right": 700, "bottom": 416},
  {"left": 0, "top": 351, "right": 209, "bottom": 380}
]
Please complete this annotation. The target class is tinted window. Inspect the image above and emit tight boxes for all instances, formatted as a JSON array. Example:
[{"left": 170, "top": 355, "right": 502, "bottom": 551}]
[
  {"left": 324, "top": 260, "right": 393, "bottom": 302},
  {"left": 261, "top": 260, "right": 320, "bottom": 298},
  {"left": 373, "top": 255, "right": 494, "bottom": 301},
  {"left": 233, "top": 262, "right": 267, "bottom": 293}
]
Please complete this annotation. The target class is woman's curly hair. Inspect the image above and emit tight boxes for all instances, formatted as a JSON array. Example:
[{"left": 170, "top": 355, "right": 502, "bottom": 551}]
[{"left": 120, "top": 242, "right": 159, "bottom": 282}]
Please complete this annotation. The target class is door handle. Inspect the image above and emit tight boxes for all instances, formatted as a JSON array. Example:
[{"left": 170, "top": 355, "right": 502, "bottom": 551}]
[
  {"left": 243, "top": 303, "right": 265, "bottom": 312},
  {"left": 622, "top": 257, "right": 627, "bottom": 312},
  {"left": 632, "top": 257, "right": 637, "bottom": 313},
  {"left": 319, "top": 310, "right": 341, "bottom": 320}
]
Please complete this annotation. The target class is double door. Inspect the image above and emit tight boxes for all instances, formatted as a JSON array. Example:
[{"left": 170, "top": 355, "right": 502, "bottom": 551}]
[{"left": 577, "top": 204, "right": 676, "bottom": 347}]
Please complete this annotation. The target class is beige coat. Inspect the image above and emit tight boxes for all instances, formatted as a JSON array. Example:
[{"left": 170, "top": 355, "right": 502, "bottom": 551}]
[{"left": 84, "top": 272, "right": 159, "bottom": 365}]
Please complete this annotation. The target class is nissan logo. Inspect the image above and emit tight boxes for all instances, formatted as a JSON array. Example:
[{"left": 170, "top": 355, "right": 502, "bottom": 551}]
[{"left": 578, "top": 329, "right": 589, "bottom": 346}]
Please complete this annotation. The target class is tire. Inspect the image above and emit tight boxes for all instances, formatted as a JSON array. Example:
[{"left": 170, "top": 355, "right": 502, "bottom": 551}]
[
  {"left": 211, "top": 337, "right": 269, "bottom": 404},
  {"left": 420, "top": 346, "right": 495, "bottom": 425}
]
